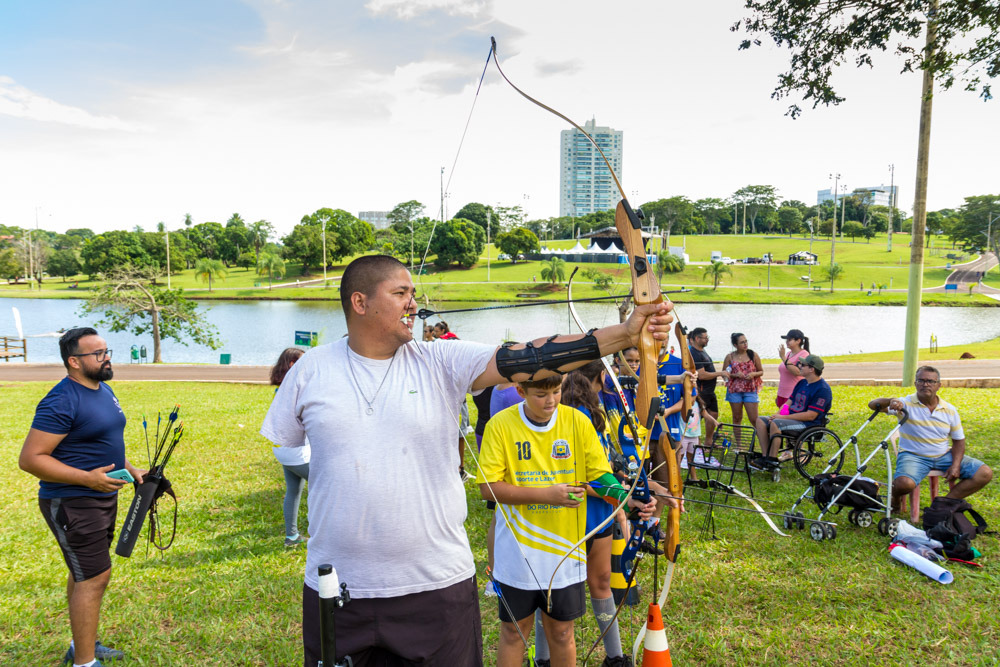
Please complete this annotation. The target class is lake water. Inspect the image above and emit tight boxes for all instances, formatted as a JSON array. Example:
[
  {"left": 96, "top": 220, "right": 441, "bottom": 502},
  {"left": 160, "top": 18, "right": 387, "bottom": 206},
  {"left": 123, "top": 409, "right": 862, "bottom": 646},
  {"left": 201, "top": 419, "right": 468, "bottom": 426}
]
[{"left": 3, "top": 297, "right": 999, "bottom": 366}]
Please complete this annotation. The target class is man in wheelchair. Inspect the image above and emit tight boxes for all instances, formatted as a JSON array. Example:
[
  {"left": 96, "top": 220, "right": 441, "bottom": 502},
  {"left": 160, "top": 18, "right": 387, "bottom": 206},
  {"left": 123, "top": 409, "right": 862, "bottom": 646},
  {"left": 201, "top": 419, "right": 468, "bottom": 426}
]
[{"left": 751, "top": 354, "right": 832, "bottom": 471}]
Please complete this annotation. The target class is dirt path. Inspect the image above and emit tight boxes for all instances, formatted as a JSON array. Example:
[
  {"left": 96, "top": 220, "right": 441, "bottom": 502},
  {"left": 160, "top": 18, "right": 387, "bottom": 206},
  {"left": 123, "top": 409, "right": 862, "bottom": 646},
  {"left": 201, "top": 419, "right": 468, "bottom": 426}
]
[{"left": 2, "top": 359, "right": 997, "bottom": 387}]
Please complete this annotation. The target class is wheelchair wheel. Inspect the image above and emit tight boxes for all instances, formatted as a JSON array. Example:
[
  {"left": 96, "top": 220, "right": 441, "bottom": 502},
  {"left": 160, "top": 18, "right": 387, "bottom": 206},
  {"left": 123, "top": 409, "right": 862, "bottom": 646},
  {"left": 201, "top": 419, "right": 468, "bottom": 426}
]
[{"left": 792, "top": 427, "right": 844, "bottom": 480}]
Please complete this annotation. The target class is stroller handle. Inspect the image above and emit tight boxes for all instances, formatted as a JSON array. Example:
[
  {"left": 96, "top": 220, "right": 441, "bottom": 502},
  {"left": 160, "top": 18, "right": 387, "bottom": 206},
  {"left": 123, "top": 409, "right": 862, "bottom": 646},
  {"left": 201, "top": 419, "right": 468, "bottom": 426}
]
[{"left": 896, "top": 406, "right": 909, "bottom": 425}]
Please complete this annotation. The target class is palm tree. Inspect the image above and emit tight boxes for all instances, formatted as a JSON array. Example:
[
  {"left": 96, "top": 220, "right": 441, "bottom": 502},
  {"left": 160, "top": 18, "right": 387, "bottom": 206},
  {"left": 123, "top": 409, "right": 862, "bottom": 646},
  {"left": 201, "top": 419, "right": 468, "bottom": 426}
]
[
  {"left": 825, "top": 263, "right": 845, "bottom": 293},
  {"left": 256, "top": 251, "right": 286, "bottom": 290},
  {"left": 702, "top": 260, "right": 732, "bottom": 290},
  {"left": 540, "top": 256, "right": 567, "bottom": 284},
  {"left": 194, "top": 258, "right": 227, "bottom": 292},
  {"left": 657, "top": 250, "right": 684, "bottom": 278}
]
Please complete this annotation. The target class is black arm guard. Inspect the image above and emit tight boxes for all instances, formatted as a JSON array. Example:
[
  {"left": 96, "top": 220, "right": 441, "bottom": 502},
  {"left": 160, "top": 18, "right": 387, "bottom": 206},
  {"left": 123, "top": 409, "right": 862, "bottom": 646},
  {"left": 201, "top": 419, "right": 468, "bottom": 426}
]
[{"left": 495, "top": 330, "right": 603, "bottom": 381}]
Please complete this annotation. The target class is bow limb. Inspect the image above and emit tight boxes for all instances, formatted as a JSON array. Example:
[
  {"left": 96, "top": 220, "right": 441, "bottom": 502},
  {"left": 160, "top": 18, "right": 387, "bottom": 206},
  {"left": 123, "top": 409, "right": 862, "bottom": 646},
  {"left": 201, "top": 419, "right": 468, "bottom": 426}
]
[{"left": 675, "top": 319, "right": 696, "bottom": 423}]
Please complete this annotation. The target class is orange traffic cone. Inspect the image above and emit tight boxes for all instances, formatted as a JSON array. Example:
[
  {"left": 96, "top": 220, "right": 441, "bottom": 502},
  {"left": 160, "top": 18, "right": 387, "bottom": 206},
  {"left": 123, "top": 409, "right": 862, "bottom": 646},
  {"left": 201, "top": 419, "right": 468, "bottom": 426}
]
[{"left": 641, "top": 602, "right": 672, "bottom": 666}]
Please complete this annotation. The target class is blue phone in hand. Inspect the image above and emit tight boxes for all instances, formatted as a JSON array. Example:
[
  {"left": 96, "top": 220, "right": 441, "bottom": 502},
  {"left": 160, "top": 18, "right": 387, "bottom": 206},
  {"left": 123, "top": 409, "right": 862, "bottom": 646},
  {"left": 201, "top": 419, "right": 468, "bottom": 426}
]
[{"left": 108, "top": 468, "right": 135, "bottom": 483}]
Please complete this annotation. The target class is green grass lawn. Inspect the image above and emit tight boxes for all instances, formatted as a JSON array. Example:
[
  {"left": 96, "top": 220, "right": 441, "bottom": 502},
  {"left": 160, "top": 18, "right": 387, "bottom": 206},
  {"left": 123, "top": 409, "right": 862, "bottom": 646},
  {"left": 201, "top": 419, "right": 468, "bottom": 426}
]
[{"left": 2, "top": 382, "right": 998, "bottom": 665}]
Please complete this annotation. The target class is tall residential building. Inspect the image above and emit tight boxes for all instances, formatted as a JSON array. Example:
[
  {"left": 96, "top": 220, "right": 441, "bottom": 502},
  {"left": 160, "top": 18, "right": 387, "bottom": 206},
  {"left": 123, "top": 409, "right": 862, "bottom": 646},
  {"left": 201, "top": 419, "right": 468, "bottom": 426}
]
[
  {"left": 817, "top": 185, "right": 898, "bottom": 208},
  {"left": 358, "top": 211, "right": 390, "bottom": 229},
  {"left": 560, "top": 118, "right": 623, "bottom": 218}
]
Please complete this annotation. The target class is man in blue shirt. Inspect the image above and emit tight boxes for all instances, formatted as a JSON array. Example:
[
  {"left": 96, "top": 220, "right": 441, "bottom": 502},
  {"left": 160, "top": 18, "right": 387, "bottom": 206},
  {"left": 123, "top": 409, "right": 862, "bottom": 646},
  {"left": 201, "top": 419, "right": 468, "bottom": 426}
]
[
  {"left": 752, "top": 354, "right": 833, "bottom": 470},
  {"left": 19, "top": 328, "right": 145, "bottom": 667}
]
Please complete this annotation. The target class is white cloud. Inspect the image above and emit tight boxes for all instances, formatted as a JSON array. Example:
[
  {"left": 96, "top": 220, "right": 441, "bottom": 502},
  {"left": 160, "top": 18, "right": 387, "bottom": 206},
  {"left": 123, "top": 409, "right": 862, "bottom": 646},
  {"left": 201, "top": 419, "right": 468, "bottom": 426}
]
[
  {"left": 365, "top": 0, "right": 487, "bottom": 20},
  {"left": 0, "top": 76, "right": 141, "bottom": 132}
]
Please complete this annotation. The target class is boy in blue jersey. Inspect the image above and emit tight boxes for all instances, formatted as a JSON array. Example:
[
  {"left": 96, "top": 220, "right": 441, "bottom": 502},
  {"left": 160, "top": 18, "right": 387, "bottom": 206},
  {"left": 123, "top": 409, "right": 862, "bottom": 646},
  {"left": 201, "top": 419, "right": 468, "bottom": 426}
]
[
  {"left": 477, "top": 375, "right": 655, "bottom": 667},
  {"left": 19, "top": 328, "right": 145, "bottom": 667}
]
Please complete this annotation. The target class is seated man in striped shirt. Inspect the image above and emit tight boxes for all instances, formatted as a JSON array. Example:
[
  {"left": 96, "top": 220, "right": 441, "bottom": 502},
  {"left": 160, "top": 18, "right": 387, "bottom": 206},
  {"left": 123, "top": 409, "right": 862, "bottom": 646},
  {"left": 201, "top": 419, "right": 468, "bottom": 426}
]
[{"left": 869, "top": 365, "right": 993, "bottom": 514}]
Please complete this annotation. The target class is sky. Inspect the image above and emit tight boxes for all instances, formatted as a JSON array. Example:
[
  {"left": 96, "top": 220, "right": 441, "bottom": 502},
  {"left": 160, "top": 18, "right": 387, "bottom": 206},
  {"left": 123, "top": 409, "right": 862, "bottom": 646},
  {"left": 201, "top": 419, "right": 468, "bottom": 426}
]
[{"left": 1, "top": 0, "right": 997, "bottom": 237}]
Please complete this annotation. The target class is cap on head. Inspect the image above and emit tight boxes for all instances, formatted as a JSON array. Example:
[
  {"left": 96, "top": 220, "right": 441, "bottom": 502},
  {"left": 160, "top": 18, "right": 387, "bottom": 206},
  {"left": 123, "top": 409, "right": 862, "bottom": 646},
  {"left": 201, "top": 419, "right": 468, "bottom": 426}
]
[
  {"left": 801, "top": 354, "right": 824, "bottom": 371},
  {"left": 781, "top": 329, "right": 805, "bottom": 340}
]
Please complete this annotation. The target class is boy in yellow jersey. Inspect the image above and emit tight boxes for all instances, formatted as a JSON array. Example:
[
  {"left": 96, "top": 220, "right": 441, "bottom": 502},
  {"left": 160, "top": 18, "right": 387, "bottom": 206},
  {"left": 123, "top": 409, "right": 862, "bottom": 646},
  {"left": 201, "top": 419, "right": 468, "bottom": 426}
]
[{"left": 477, "top": 375, "right": 656, "bottom": 667}]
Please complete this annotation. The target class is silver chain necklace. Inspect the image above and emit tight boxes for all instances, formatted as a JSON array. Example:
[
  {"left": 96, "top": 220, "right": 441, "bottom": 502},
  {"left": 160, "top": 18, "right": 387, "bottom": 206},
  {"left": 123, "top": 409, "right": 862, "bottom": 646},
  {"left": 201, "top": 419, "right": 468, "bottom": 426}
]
[{"left": 347, "top": 345, "right": 397, "bottom": 416}]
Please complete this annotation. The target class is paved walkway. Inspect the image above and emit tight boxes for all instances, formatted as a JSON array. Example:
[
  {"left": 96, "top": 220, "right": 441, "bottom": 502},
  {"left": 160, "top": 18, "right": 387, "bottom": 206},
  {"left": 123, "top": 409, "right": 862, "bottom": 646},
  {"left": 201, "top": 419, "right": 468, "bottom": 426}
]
[{"left": 2, "top": 359, "right": 997, "bottom": 387}]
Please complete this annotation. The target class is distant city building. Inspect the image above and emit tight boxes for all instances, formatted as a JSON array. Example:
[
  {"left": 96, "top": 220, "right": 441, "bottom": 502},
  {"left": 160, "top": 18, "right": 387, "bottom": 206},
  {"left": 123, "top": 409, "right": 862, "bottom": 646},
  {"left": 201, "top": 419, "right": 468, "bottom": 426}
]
[
  {"left": 358, "top": 211, "right": 390, "bottom": 229},
  {"left": 560, "top": 118, "right": 623, "bottom": 218},
  {"left": 817, "top": 185, "right": 898, "bottom": 208}
]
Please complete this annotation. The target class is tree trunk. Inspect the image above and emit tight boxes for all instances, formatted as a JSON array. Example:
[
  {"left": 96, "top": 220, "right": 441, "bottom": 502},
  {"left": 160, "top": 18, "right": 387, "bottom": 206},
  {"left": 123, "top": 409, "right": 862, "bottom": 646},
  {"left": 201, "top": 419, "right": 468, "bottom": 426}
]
[
  {"left": 152, "top": 306, "right": 163, "bottom": 363},
  {"left": 902, "top": 4, "right": 936, "bottom": 388}
]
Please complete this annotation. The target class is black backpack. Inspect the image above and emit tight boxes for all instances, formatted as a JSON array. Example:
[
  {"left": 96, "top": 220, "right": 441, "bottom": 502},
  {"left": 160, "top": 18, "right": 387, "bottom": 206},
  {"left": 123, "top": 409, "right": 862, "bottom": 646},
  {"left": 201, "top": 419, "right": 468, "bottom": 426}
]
[
  {"left": 813, "top": 474, "right": 881, "bottom": 511},
  {"left": 922, "top": 497, "right": 989, "bottom": 561},
  {"left": 922, "top": 497, "right": 988, "bottom": 541}
]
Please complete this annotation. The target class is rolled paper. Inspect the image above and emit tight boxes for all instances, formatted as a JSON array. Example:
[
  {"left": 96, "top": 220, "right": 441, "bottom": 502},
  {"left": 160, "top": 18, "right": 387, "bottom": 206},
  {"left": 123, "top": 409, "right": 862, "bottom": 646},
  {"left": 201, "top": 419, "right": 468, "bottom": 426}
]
[
  {"left": 318, "top": 564, "right": 340, "bottom": 599},
  {"left": 889, "top": 543, "right": 954, "bottom": 584}
]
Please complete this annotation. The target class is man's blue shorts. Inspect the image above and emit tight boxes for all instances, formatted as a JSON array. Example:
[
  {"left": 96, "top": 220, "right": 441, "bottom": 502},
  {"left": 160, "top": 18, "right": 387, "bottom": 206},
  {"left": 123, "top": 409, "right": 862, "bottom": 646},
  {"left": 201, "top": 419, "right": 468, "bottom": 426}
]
[
  {"left": 726, "top": 391, "right": 759, "bottom": 404},
  {"left": 894, "top": 450, "right": 985, "bottom": 485}
]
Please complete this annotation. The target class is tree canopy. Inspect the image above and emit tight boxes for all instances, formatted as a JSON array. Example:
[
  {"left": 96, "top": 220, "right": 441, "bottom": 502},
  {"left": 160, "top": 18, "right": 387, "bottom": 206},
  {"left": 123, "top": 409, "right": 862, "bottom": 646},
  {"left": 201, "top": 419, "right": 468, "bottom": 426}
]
[{"left": 733, "top": 1, "right": 1000, "bottom": 117}]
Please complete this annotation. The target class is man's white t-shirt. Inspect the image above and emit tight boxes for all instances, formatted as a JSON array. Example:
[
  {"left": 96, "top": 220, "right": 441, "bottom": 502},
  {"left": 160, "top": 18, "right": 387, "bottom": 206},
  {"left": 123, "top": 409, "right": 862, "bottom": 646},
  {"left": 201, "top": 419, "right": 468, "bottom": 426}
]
[{"left": 261, "top": 337, "right": 496, "bottom": 597}]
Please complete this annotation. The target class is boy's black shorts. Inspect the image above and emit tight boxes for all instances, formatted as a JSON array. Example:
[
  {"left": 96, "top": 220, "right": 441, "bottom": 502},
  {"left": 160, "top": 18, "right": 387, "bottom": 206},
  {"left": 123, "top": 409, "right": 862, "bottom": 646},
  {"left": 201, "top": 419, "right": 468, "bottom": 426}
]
[
  {"left": 700, "top": 387, "right": 719, "bottom": 414},
  {"left": 39, "top": 495, "right": 118, "bottom": 582},
  {"left": 495, "top": 580, "right": 586, "bottom": 623}
]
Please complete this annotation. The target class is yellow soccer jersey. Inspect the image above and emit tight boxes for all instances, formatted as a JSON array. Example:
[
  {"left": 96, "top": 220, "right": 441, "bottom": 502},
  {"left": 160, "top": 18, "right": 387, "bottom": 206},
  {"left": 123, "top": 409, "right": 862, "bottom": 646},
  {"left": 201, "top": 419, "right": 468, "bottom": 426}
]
[{"left": 477, "top": 403, "right": 613, "bottom": 589}]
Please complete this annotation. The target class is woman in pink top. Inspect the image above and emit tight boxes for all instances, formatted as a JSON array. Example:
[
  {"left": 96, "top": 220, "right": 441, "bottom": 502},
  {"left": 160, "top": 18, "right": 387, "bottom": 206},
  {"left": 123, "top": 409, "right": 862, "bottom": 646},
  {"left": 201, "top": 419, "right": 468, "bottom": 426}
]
[
  {"left": 776, "top": 328, "right": 810, "bottom": 409},
  {"left": 722, "top": 332, "right": 764, "bottom": 431}
]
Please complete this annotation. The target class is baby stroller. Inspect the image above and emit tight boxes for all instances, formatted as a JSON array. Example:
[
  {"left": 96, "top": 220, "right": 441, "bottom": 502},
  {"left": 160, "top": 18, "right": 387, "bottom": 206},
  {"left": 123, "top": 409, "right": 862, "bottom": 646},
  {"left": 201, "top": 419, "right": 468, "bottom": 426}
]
[{"left": 784, "top": 408, "right": 909, "bottom": 541}]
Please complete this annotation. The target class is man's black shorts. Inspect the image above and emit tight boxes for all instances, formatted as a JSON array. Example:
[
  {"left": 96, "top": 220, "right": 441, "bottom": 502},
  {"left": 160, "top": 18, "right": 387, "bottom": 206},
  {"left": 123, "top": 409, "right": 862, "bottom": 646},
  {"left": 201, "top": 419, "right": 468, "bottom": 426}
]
[
  {"left": 303, "top": 577, "right": 482, "bottom": 667},
  {"left": 495, "top": 580, "right": 586, "bottom": 623},
  {"left": 698, "top": 386, "right": 719, "bottom": 414},
  {"left": 39, "top": 495, "right": 118, "bottom": 582}
]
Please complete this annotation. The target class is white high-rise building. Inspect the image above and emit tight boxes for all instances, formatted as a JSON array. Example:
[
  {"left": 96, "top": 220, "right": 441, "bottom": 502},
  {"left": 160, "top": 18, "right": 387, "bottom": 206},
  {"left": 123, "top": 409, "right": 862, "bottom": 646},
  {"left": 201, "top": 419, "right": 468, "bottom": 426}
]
[
  {"left": 358, "top": 211, "right": 390, "bottom": 229},
  {"left": 560, "top": 119, "right": 623, "bottom": 218},
  {"left": 817, "top": 185, "right": 898, "bottom": 208}
]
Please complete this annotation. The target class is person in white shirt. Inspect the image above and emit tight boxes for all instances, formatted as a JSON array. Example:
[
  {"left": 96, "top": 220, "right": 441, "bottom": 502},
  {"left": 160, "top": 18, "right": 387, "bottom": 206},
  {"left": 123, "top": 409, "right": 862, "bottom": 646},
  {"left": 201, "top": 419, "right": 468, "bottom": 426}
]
[
  {"left": 260, "top": 254, "right": 674, "bottom": 667},
  {"left": 869, "top": 365, "right": 992, "bottom": 513}
]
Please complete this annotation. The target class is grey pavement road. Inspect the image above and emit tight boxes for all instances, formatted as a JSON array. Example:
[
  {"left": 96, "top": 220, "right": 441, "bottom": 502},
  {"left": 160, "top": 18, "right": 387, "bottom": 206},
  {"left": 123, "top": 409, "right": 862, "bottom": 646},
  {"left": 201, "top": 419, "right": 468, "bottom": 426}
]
[{"left": 1, "top": 359, "right": 997, "bottom": 387}]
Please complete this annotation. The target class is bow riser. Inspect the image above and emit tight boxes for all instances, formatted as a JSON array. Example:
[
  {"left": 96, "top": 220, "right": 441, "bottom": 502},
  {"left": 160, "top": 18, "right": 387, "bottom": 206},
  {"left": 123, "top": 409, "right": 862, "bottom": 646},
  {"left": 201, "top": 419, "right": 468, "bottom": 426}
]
[{"left": 615, "top": 201, "right": 665, "bottom": 426}]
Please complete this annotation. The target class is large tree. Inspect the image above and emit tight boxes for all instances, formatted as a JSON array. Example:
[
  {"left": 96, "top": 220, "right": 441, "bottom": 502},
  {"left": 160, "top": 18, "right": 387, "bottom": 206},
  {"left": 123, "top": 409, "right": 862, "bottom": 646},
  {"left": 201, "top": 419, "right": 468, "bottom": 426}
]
[
  {"left": 495, "top": 228, "right": 540, "bottom": 263},
  {"left": 248, "top": 220, "right": 276, "bottom": 260},
  {"left": 642, "top": 196, "right": 696, "bottom": 240},
  {"left": 951, "top": 194, "right": 1000, "bottom": 257},
  {"left": 80, "top": 267, "right": 220, "bottom": 363},
  {"left": 730, "top": 185, "right": 779, "bottom": 234},
  {"left": 80, "top": 230, "right": 151, "bottom": 277},
  {"left": 429, "top": 218, "right": 486, "bottom": 268},
  {"left": 299, "top": 208, "right": 375, "bottom": 265},
  {"left": 453, "top": 202, "right": 500, "bottom": 238},
  {"left": 48, "top": 249, "right": 82, "bottom": 281},
  {"left": 733, "top": 0, "right": 1000, "bottom": 385},
  {"left": 387, "top": 200, "right": 426, "bottom": 234}
]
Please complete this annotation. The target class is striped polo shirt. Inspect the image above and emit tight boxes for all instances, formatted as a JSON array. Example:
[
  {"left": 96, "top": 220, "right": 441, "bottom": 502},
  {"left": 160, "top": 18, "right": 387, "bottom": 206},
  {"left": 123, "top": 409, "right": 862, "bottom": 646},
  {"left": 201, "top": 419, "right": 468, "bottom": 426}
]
[{"left": 896, "top": 393, "right": 965, "bottom": 458}]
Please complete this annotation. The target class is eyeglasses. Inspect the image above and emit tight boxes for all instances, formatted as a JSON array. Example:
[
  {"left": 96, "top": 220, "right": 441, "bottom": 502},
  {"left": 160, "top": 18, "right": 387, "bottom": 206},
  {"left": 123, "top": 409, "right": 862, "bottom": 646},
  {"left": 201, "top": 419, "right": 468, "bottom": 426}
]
[
  {"left": 74, "top": 349, "right": 113, "bottom": 362},
  {"left": 915, "top": 379, "right": 939, "bottom": 386}
]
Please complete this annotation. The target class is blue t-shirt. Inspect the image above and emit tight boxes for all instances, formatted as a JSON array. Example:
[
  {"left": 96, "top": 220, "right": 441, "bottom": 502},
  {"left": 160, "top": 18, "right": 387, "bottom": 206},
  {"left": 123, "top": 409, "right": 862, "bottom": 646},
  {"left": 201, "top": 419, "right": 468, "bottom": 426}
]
[
  {"left": 787, "top": 378, "right": 833, "bottom": 427},
  {"left": 489, "top": 385, "right": 524, "bottom": 417},
  {"left": 650, "top": 355, "right": 683, "bottom": 442},
  {"left": 575, "top": 406, "right": 616, "bottom": 533},
  {"left": 31, "top": 377, "right": 128, "bottom": 499}
]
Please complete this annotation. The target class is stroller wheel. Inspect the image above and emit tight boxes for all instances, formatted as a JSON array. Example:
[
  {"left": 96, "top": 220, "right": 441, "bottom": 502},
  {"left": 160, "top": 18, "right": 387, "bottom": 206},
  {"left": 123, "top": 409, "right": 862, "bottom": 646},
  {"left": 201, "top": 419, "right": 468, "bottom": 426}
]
[
  {"left": 847, "top": 510, "right": 858, "bottom": 525},
  {"left": 809, "top": 522, "right": 826, "bottom": 541},
  {"left": 824, "top": 523, "right": 837, "bottom": 540},
  {"left": 783, "top": 512, "right": 794, "bottom": 530},
  {"left": 795, "top": 512, "right": 806, "bottom": 530},
  {"left": 855, "top": 511, "right": 873, "bottom": 528},
  {"left": 886, "top": 518, "right": 900, "bottom": 539},
  {"left": 877, "top": 517, "right": 888, "bottom": 535}
]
